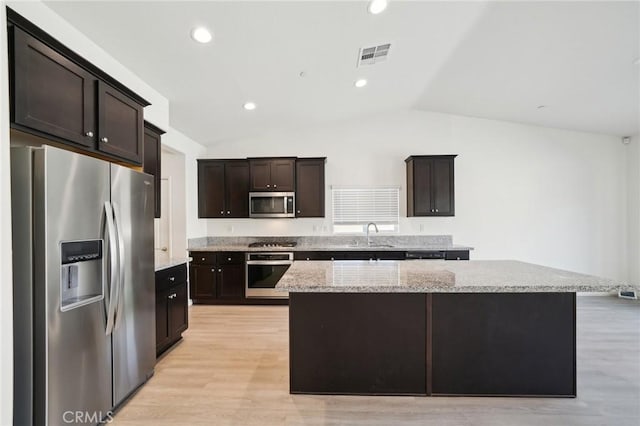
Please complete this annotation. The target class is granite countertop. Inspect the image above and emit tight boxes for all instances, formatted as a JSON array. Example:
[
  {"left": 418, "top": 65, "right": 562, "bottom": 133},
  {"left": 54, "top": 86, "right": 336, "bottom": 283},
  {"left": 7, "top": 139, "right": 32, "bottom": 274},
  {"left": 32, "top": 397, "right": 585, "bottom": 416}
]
[
  {"left": 188, "top": 244, "right": 473, "bottom": 252},
  {"left": 155, "top": 257, "right": 190, "bottom": 272},
  {"left": 187, "top": 235, "right": 473, "bottom": 253},
  {"left": 276, "top": 260, "right": 637, "bottom": 293}
]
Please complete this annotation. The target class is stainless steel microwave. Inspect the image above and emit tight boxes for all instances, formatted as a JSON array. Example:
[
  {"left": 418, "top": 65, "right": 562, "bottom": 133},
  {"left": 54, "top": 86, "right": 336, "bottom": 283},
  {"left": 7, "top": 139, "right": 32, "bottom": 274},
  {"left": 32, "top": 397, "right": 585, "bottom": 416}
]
[{"left": 249, "top": 192, "right": 295, "bottom": 218}]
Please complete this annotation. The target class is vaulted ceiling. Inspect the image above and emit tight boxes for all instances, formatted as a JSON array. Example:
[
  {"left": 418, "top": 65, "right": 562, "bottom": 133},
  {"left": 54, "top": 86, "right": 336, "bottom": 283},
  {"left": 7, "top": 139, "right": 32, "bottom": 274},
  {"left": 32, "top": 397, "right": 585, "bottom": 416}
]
[{"left": 45, "top": 1, "right": 639, "bottom": 144}]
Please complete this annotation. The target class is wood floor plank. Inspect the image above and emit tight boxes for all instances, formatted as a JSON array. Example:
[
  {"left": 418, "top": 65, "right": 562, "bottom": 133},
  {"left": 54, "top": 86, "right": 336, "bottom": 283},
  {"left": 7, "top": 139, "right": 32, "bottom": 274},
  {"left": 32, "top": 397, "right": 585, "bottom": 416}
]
[{"left": 111, "top": 297, "right": 639, "bottom": 425}]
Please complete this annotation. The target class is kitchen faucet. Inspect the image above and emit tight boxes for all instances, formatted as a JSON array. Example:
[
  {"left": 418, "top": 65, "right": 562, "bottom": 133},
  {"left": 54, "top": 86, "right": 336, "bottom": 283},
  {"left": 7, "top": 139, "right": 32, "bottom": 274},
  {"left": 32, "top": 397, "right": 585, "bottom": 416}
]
[{"left": 366, "top": 222, "right": 379, "bottom": 247}]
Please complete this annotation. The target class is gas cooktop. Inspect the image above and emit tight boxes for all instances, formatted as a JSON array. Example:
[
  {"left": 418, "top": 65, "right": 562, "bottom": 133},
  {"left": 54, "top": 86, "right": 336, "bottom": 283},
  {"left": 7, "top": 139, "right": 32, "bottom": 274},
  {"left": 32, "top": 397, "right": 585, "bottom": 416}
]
[{"left": 248, "top": 241, "right": 298, "bottom": 248}]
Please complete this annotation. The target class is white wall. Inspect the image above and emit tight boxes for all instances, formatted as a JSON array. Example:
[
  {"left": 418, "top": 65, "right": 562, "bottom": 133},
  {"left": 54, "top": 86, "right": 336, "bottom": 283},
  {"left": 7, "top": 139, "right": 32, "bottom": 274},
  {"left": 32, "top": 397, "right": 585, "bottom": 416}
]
[
  {"left": 199, "top": 110, "right": 629, "bottom": 281},
  {"left": 627, "top": 135, "right": 640, "bottom": 285},
  {"left": 0, "top": 3, "right": 13, "bottom": 424}
]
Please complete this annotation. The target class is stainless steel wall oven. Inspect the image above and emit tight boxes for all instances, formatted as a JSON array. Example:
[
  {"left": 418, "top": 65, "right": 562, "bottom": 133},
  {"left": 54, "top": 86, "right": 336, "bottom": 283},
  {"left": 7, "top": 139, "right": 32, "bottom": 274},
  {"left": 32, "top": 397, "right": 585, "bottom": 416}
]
[{"left": 245, "top": 252, "right": 293, "bottom": 299}]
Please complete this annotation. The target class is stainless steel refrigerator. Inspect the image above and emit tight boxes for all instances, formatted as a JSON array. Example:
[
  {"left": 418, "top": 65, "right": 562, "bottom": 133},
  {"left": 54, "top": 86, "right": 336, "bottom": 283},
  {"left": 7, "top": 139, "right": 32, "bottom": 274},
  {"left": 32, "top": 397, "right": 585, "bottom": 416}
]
[{"left": 11, "top": 145, "right": 155, "bottom": 426}]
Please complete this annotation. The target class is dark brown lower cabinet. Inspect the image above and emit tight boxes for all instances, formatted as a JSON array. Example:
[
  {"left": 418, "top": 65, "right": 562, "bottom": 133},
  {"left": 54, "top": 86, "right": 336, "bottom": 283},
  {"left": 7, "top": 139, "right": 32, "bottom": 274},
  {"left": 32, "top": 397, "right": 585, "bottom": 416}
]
[
  {"left": 218, "top": 264, "right": 244, "bottom": 299},
  {"left": 189, "top": 263, "right": 217, "bottom": 299},
  {"left": 156, "top": 264, "right": 188, "bottom": 356},
  {"left": 189, "top": 252, "right": 246, "bottom": 303},
  {"left": 289, "top": 292, "right": 576, "bottom": 397}
]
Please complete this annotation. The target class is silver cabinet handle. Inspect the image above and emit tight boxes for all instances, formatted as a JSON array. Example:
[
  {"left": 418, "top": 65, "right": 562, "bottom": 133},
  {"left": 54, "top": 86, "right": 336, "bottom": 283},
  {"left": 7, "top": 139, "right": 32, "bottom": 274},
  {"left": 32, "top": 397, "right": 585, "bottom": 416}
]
[
  {"left": 227, "top": 211, "right": 230, "bottom": 214},
  {"left": 169, "top": 277, "right": 175, "bottom": 282},
  {"left": 85, "top": 131, "right": 94, "bottom": 137},
  {"left": 227, "top": 257, "right": 231, "bottom": 261},
  {"left": 218, "top": 269, "right": 222, "bottom": 273},
  {"left": 435, "top": 209, "right": 439, "bottom": 212},
  {"left": 274, "top": 184, "right": 277, "bottom": 188},
  {"left": 101, "top": 137, "right": 109, "bottom": 143},
  {"left": 297, "top": 210, "right": 301, "bottom": 214},
  {"left": 202, "top": 257, "right": 206, "bottom": 261},
  {"left": 267, "top": 184, "right": 271, "bottom": 188},
  {"left": 161, "top": 247, "right": 168, "bottom": 252},
  {"left": 211, "top": 268, "right": 215, "bottom": 272}
]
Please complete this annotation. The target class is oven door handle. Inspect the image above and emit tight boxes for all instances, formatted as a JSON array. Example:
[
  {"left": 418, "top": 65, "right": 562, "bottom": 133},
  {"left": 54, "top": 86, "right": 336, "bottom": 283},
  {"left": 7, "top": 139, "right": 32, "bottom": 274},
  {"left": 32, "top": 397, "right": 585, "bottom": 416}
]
[{"left": 246, "top": 260, "right": 294, "bottom": 266}]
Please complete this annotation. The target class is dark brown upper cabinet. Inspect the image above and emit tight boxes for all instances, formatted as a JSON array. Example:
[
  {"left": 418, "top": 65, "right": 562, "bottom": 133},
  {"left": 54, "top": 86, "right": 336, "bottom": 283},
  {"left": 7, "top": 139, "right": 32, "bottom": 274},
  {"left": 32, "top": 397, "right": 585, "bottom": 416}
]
[
  {"left": 8, "top": 10, "right": 149, "bottom": 166},
  {"left": 143, "top": 122, "right": 165, "bottom": 218},
  {"left": 295, "top": 158, "right": 326, "bottom": 217},
  {"left": 198, "top": 159, "right": 250, "bottom": 218},
  {"left": 97, "top": 81, "right": 144, "bottom": 164},
  {"left": 249, "top": 158, "right": 295, "bottom": 191},
  {"left": 10, "top": 26, "right": 96, "bottom": 149},
  {"left": 406, "top": 155, "right": 456, "bottom": 217}
]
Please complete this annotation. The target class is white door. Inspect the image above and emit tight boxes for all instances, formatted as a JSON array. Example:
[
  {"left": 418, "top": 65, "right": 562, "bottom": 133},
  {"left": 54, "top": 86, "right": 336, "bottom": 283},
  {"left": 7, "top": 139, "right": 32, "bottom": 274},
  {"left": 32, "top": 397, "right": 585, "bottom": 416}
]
[{"left": 154, "top": 177, "right": 172, "bottom": 264}]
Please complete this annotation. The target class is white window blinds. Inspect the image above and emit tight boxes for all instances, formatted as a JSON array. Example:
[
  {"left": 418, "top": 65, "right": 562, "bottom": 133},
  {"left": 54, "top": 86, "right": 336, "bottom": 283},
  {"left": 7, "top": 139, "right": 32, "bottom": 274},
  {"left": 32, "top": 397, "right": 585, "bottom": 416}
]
[{"left": 332, "top": 187, "right": 400, "bottom": 231}]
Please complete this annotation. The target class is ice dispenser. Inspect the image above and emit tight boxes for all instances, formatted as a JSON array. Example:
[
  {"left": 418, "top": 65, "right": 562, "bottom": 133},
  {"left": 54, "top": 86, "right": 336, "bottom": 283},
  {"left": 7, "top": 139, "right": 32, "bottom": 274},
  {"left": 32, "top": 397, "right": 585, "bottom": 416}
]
[{"left": 60, "top": 240, "right": 104, "bottom": 311}]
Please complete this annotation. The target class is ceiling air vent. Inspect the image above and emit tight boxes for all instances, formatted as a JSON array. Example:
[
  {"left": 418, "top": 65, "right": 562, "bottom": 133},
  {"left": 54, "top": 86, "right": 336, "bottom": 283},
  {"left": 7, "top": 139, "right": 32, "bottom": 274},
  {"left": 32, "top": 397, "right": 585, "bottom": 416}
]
[{"left": 357, "top": 43, "right": 391, "bottom": 67}]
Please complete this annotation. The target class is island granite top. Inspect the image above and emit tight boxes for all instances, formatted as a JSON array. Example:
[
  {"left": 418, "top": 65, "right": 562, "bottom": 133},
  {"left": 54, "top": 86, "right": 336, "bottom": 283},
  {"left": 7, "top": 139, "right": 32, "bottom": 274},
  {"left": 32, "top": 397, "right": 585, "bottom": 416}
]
[{"left": 276, "top": 260, "right": 637, "bottom": 293}]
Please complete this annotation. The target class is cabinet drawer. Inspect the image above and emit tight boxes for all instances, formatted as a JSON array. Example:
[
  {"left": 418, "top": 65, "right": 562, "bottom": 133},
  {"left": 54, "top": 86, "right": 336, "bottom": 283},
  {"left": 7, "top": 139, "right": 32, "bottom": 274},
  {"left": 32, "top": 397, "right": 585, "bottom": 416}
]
[
  {"left": 156, "top": 264, "right": 187, "bottom": 291},
  {"left": 190, "top": 252, "right": 217, "bottom": 265},
  {"left": 295, "top": 251, "right": 343, "bottom": 261},
  {"left": 445, "top": 250, "right": 469, "bottom": 261},
  {"left": 218, "top": 252, "right": 245, "bottom": 265}
]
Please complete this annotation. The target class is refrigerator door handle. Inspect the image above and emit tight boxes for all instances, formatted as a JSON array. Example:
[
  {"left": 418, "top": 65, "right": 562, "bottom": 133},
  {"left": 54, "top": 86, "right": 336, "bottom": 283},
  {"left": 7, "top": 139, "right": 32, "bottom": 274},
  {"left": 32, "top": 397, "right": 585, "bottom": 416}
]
[
  {"left": 112, "top": 202, "right": 126, "bottom": 331},
  {"left": 104, "top": 201, "right": 119, "bottom": 336}
]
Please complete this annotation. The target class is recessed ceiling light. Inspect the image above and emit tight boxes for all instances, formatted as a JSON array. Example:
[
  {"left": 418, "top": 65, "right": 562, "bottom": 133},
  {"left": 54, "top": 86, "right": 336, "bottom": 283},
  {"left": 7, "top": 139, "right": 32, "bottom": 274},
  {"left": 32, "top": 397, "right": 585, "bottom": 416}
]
[
  {"left": 243, "top": 102, "right": 257, "bottom": 111},
  {"left": 191, "top": 27, "right": 212, "bottom": 44},
  {"left": 354, "top": 79, "right": 368, "bottom": 88},
  {"left": 537, "top": 105, "right": 546, "bottom": 109},
  {"left": 368, "top": 0, "right": 389, "bottom": 15}
]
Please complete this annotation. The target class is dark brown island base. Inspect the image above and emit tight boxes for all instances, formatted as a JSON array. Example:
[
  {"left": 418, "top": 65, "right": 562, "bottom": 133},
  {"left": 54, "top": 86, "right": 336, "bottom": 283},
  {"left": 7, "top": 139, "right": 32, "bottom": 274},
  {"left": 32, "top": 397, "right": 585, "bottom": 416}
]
[{"left": 276, "top": 260, "right": 636, "bottom": 397}]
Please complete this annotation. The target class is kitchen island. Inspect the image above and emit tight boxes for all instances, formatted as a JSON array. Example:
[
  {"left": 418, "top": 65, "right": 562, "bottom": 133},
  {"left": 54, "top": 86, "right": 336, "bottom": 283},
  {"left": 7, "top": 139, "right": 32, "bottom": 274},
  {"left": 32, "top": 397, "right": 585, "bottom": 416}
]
[{"left": 276, "top": 260, "right": 635, "bottom": 397}]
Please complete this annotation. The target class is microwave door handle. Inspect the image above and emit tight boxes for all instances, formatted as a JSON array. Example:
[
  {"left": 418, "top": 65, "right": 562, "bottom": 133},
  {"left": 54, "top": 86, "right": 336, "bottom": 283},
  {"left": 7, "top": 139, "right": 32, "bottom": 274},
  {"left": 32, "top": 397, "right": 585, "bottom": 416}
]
[{"left": 283, "top": 197, "right": 287, "bottom": 213}]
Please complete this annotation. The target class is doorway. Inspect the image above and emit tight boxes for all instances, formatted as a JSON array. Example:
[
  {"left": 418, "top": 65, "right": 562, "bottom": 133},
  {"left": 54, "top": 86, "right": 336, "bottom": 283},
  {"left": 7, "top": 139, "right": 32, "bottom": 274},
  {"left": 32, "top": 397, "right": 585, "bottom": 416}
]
[{"left": 154, "top": 177, "right": 172, "bottom": 264}]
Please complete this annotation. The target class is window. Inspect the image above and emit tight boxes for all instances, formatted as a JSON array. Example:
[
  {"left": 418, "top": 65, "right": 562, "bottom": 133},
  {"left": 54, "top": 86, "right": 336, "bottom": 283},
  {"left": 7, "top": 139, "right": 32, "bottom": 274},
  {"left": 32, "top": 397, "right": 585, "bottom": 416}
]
[{"left": 332, "top": 187, "right": 400, "bottom": 234}]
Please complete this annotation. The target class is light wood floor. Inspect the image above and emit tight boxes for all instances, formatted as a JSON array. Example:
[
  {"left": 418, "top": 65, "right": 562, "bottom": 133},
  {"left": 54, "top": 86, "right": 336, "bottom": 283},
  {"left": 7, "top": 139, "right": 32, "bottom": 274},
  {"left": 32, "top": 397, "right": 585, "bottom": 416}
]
[{"left": 112, "top": 297, "right": 640, "bottom": 426}]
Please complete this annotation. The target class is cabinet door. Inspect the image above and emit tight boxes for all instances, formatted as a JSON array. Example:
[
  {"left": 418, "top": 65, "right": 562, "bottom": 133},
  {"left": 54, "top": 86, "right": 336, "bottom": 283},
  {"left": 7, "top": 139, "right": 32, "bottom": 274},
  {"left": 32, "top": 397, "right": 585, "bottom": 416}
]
[
  {"left": 431, "top": 158, "right": 454, "bottom": 216},
  {"left": 249, "top": 160, "right": 272, "bottom": 191},
  {"left": 189, "top": 264, "right": 217, "bottom": 299},
  {"left": 143, "top": 125, "right": 161, "bottom": 218},
  {"left": 218, "top": 264, "right": 245, "bottom": 300},
  {"left": 295, "top": 159, "right": 325, "bottom": 217},
  {"left": 97, "top": 81, "right": 143, "bottom": 164},
  {"left": 198, "top": 161, "right": 225, "bottom": 218},
  {"left": 169, "top": 283, "right": 188, "bottom": 337},
  {"left": 155, "top": 288, "right": 171, "bottom": 353},
  {"left": 271, "top": 159, "right": 295, "bottom": 191},
  {"left": 412, "top": 158, "right": 433, "bottom": 216},
  {"left": 11, "top": 27, "right": 96, "bottom": 148},
  {"left": 225, "top": 161, "right": 250, "bottom": 217}
]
